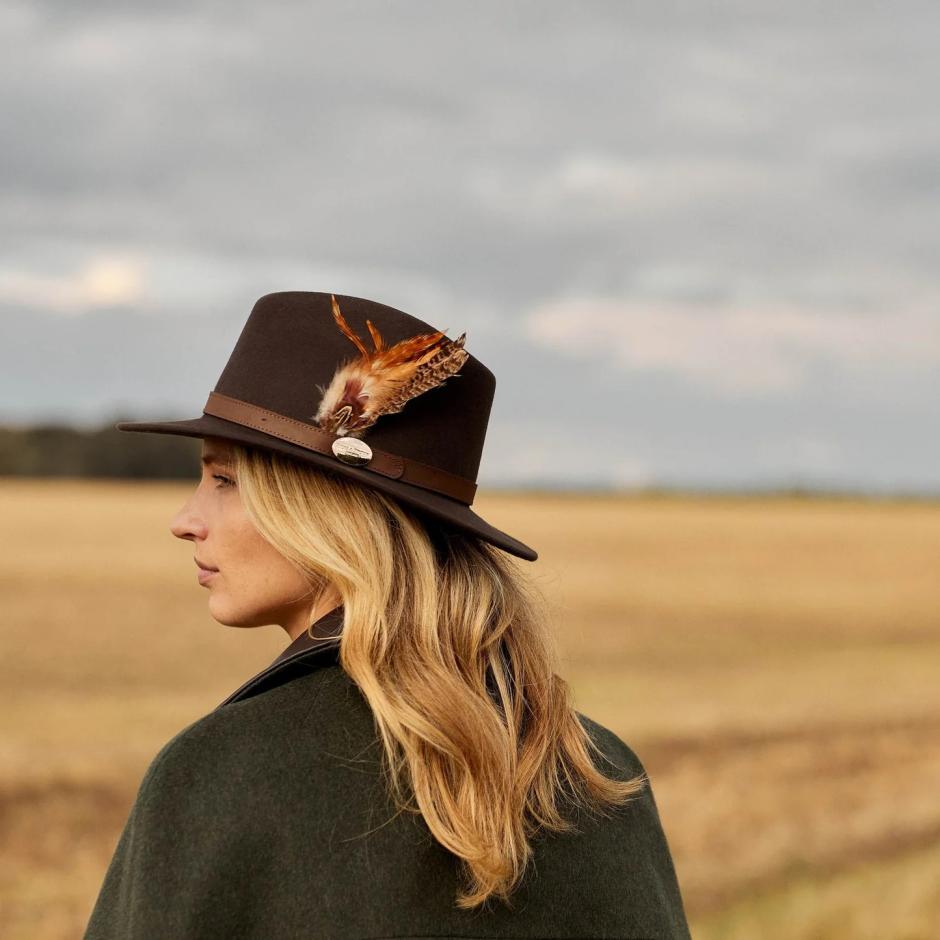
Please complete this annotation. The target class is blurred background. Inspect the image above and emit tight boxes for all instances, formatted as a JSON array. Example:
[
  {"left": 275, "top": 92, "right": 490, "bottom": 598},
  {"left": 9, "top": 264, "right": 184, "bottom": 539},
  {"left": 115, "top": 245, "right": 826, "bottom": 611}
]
[{"left": 2, "top": 2, "right": 938, "bottom": 937}]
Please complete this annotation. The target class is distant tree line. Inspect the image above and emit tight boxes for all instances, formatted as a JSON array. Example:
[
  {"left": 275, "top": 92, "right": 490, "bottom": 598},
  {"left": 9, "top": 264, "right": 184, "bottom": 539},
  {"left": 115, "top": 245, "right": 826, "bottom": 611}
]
[
  {"left": 0, "top": 422, "right": 201, "bottom": 478},
  {"left": 1, "top": 421, "right": 934, "bottom": 501}
]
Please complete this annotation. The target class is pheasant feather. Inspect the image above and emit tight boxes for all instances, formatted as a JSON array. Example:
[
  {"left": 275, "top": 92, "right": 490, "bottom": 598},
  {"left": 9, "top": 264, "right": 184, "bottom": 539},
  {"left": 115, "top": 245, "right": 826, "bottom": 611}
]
[{"left": 313, "top": 295, "right": 468, "bottom": 437}]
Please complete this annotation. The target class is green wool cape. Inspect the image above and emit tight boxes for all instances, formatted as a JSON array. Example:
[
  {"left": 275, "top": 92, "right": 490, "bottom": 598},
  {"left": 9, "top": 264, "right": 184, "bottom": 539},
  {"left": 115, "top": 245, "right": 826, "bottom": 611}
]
[{"left": 83, "top": 609, "right": 692, "bottom": 940}]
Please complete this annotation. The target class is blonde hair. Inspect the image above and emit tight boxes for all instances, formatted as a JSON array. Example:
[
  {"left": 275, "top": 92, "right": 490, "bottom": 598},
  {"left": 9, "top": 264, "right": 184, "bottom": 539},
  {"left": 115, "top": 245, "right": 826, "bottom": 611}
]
[{"left": 228, "top": 442, "right": 647, "bottom": 910}]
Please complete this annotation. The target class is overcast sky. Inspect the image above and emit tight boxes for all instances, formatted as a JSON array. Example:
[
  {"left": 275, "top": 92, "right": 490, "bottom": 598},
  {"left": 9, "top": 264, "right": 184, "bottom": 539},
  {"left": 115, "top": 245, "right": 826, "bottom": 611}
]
[{"left": 2, "top": 1, "right": 937, "bottom": 492}]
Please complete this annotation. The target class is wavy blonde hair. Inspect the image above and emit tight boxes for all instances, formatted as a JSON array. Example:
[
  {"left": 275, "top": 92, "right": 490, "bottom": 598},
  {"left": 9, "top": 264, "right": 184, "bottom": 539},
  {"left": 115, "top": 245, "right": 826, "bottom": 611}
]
[{"left": 227, "top": 441, "right": 647, "bottom": 909}]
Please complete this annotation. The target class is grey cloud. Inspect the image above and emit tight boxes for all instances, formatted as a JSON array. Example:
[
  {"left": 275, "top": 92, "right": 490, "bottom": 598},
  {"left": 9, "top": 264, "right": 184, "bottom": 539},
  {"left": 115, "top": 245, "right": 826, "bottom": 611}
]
[{"left": 2, "top": 0, "right": 938, "bottom": 489}]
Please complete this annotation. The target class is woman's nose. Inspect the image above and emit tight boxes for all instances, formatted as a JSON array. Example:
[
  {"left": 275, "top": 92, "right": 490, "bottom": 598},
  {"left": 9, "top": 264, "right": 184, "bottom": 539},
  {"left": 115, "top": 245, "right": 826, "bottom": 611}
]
[{"left": 170, "top": 497, "right": 208, "bottom": 541}]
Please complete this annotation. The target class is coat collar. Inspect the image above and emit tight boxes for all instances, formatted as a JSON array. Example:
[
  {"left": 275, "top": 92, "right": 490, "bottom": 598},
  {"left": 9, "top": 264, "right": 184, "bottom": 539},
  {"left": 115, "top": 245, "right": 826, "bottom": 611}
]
[{"left": 214, "top": 604, "right": 345, "bottom": 710}]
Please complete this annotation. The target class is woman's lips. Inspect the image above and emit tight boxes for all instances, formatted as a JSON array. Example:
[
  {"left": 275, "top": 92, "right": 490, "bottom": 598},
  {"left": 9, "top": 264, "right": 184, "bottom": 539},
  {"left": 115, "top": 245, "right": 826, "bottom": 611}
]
[{"left": 195, "top": 559, "right": 219, "bottom": 585}]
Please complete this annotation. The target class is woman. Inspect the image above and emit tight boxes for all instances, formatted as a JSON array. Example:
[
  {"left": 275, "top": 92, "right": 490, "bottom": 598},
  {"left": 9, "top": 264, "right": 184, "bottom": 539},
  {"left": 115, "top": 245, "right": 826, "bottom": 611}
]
[{"left": 83, "top": 291, "right": 691, "bottom": 939}]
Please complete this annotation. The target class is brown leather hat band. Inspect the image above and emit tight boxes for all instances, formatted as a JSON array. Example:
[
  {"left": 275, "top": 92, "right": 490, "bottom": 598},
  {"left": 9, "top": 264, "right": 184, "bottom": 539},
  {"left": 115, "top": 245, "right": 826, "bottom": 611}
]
[{"left": 202, "top": 391, "right": 477, "bottom": 505}]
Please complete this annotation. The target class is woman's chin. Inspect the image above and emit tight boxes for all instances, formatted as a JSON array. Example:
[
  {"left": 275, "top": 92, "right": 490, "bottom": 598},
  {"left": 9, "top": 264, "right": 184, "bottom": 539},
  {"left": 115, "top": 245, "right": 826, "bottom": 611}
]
[
  {"left": 206, "top": 595, "right": 239, "bottom": 626},
  {"left": 206, "top": 597, "right": 269, "bottom": 629}
]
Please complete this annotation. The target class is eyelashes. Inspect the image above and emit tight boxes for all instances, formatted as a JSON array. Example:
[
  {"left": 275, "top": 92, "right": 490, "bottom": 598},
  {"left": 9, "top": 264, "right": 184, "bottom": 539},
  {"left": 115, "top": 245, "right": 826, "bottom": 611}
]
[{"left": 212, "top": 473, "right": 235, "bottom": 488}]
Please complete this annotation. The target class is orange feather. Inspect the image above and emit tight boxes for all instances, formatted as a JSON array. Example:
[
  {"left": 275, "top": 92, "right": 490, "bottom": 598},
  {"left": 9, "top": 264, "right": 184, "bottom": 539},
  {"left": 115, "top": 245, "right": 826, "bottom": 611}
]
[{"left": 313, "top": 295, "right": 468, "bottom": 437}]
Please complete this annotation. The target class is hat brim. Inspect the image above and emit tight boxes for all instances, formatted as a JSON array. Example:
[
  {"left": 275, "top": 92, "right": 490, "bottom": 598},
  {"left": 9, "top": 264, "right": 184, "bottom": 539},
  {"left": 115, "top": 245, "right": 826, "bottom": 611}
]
[{"left": 115, "top": 413, "right": 538, "bottom": 562}]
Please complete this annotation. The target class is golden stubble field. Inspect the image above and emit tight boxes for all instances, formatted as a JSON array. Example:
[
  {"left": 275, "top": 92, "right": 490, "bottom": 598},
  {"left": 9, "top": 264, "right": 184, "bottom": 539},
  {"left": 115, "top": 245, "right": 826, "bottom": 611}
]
[{"left": 2, "top": 479, "right": 939, "bottom": 939}]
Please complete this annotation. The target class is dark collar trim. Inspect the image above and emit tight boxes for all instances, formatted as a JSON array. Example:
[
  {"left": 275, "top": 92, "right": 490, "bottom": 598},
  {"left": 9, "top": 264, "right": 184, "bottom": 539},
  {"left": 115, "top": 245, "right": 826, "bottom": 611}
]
[
  {"left": 214, "top": 605, "right": 345, "bottom": 709},
  {"left": 270, "top": 604, "right": 345, "bottom": 666}
]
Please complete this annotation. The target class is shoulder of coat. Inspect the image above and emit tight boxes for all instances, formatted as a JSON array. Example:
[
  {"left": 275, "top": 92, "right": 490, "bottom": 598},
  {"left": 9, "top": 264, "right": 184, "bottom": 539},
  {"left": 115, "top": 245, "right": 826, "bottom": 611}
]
[
  {"left": 576, "top": 710, "right": 650, "bottom": 784},
  {"left": 138, "top": 663, "right": 364, "bottom": 791}
]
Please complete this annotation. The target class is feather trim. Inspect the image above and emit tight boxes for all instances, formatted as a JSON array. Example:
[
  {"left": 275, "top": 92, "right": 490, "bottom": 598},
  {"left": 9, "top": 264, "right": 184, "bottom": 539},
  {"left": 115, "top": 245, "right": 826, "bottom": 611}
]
[{"left": 313, "top": 295, "right": 469, "bottom": 437}]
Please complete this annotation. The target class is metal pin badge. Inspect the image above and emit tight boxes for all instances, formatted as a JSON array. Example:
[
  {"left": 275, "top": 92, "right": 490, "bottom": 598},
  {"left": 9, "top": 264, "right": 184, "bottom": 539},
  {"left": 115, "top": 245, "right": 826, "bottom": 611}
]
[{"left": 331, "top": 437, "right": 373, "bottom": 466}]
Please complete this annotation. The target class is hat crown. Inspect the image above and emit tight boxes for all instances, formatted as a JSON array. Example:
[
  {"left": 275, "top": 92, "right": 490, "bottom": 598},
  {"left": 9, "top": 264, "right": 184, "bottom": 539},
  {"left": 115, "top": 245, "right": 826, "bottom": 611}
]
[{"left": 213, "top": 292, "right": 494, "bottom": 483}]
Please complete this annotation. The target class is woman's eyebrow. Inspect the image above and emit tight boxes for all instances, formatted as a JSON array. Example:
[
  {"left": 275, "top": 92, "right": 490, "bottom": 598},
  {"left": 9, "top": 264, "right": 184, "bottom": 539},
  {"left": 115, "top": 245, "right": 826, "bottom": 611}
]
[{"left": 200, "top": 453, "right": 232, "bottom": 467}]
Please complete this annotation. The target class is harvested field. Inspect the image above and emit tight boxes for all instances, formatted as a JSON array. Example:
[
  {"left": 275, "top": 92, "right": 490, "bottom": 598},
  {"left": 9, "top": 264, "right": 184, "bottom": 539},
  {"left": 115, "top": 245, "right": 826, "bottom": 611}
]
[{"left": 2, "top": 480, "right": 938, "bottom": 938}]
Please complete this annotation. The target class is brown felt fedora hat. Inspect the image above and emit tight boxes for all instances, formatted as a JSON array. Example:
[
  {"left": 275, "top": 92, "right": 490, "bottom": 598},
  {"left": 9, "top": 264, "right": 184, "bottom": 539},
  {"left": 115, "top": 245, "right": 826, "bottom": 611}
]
[{"left": 115, "top": 291, "right": 538, "bottom": 561}]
